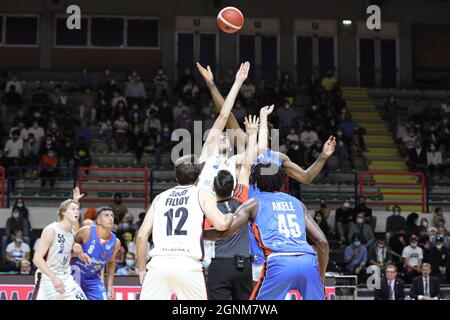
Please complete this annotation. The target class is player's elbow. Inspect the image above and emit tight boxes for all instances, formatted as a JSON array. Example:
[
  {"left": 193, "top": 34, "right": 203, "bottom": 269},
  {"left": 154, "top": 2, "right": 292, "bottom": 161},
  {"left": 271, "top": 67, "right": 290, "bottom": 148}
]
[
  {"left": 214, "top": 221, "right": 228, "bottom": 232},
  {"left": 316, "top": 237, "right": 329, "bottom": 253}
]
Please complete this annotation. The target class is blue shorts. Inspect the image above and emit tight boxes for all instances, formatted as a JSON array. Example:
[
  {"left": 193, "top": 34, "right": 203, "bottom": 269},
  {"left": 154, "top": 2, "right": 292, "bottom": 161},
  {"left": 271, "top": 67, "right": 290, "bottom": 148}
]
[
  {"left": 79, "top": 277, "right": 109, "bottom": 300},
  {"left": 251, "top": 254, "right": 325, "bottom": 300}
]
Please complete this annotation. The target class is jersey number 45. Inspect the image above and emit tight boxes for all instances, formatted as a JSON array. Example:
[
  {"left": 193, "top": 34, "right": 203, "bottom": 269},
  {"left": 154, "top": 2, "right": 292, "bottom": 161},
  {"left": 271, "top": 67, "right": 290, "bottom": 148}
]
[{"left": 278, "top": 214, "right": 302, "bottom": 238}]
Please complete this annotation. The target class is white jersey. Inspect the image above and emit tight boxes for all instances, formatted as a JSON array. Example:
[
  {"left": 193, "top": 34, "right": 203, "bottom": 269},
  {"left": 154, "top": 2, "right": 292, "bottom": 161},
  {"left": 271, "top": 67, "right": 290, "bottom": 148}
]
[
  {"left": 150, "top": 185, "right": 205, "bottom": 262},
  {"left": 38, "top": 222, "right": 75, "bottom": 278},
  {"left": 198, "top": 153, "right": 238, "bottom": 192}
]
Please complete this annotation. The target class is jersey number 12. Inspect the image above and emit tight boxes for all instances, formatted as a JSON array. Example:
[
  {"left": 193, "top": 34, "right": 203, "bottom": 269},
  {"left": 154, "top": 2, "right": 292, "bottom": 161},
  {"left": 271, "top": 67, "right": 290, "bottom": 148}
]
[{"left": 164, "top": 207, "right": 188, "bottom": 236}]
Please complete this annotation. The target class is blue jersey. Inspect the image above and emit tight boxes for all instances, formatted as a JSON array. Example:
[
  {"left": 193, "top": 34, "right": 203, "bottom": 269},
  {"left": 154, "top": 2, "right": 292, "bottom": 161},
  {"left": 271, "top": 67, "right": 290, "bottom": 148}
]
[
  {"left": 72, "top": 225, "right": 117, "bottom": 280},
  {"left": 252, "top": 192, "right": 316, "bottom": 256},
  {"left": 249, "top": 149, "right": 284, "bottom": 263}
]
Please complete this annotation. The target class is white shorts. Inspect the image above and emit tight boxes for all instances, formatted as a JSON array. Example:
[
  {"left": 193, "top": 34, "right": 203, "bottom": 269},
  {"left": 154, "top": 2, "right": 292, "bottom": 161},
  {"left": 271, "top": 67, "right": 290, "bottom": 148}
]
[
  {"left": 140, "top": 256, "right": 207, "bottom": 300},
  {"left": 252, "top": 264, "right": 264, "bottom": 282},
  {"left": 32, "top": 272, "right": 87, "bottom": 300}
]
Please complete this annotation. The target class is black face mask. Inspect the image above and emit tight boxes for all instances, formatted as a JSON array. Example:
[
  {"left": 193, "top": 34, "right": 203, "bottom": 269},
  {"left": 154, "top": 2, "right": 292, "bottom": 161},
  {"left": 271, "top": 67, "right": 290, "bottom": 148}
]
[{"left": 114, "top": 199, "right": 122, "bottom": 205}]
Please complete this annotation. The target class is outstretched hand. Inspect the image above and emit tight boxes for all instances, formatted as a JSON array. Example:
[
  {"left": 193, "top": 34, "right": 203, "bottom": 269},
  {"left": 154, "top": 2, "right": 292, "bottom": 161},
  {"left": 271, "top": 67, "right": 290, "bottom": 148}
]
[
  {"left": 260, "top": 104, "right": 275, "bottom": 118},
  {"left": 244, "top": 115, "right": 260, "bottom": 135},
  {"left": 73, "top": 186, "right": 85, "bottom": 203},
  {"left": 322, "top": 136, "right": 336, "bottom": 158},
  {"left": 235, "top": 61, "right": 250, "bottom": 83},
  {"left": 196, "top": 62, "right": 214, "bottom": 86}
]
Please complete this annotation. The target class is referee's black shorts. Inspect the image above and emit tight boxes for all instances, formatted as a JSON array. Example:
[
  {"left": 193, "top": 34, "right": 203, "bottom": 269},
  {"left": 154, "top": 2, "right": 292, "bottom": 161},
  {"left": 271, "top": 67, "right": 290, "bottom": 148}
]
[{"left": 206, "top": 257, "right": 253, "bottom": 300}]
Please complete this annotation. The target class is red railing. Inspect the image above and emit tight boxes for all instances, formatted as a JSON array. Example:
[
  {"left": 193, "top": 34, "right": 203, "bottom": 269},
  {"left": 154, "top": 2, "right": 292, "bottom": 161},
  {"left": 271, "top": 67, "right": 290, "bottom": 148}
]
[
  {"left": 78, "top": 167, "right": 150, "bottom": 208},
  {"left": 359, "top": 171, "right": 426, "bottom": 212},
  {"left": 0, "top": 166, "right": 5, "bottom": 208}
]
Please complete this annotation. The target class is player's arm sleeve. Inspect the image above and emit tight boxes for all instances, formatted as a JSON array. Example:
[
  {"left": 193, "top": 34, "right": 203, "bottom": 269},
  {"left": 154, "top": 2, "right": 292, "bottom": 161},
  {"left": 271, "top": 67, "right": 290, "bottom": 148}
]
[
  {"left": 232, "top": 184, "right": 249, "bottom": 203},
  {"left": 303, "top": 202, "right": 329, "bottom": 281},
  {"left": 204, "top": 198, "right": 256, "bottom": 241}
]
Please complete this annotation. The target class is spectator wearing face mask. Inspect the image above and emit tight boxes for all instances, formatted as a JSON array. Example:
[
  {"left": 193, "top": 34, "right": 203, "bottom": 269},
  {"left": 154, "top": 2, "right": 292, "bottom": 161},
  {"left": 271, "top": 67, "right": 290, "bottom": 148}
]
[
  {"left": 286, "top": 128, "right": 300, "bottom": 144},
  {"left": 389, "top": 230, "right": 407, "bottom": 273},
  {"left": 109, "top": 193, "right": 128, "bottom": 225},
  {"left": 334, "top": 129, "right": 352, "bottom": 170},
  {"left": 313, "top": 211, "right": 330, "bottom": 238},
  {"left": 435, "top": 227, "right": 450, "bottom": 250},
  {"left": 13, "top": 198, "right": 30, "bottom": 229},
  {"left": 402, "top": 235, "right": 423, "bottom": 283},
  {"left": 354, "top": 196, "right": 376, "bottom": 231},
  {"left": 153, "top": 67, "right": 169, "bottom": 100},
  {"left": 427, "top": 143, "right": 445, "bottom": 180},
  {"left": 405, "top": 212, "right": 421, "bottom": 241},
  {"left": 117, "top": 213, "right": 136, "bottom": 248},
  {"left": 316, "top": 199, "right": 331, "bottom": 221},
  {"left": 386, "top": 205, "right": 407, "bottom": 243},
  {"left": 116, "top": 252, "right": 139, "bottom": 276},
  {"left": 348, "top": 212, "right": 376, "bottom": 247},
  {"left": 276, "top": 101, "right": 298, "bottom": 129},
  {"left": 368, "top": 236, "right": 393, "bottom": 272},
  {"left": 5, "top": 230, "right": 30, "bottom": 272},
  {"left": 335, "top": 198, "right": 355, "bottom": 245},
  {"left": 2, "top": 207, "right": 30, "bottom": 258},
  {"left": 40, "top": 149, "right": 59, "bottom": 187},
  {"left": 428, "top": 236, "right": 449, "bottom": 283},
  {"left": 407, "top": 139, "right": 427, "bottom": 173},
  {"left": 344, "top": 234, "right": 367, "bottom": 278},
  {"left": 433, "top": 207, "right": 446, "bottom": 228},
  {"left": 19, "top": 259, "right": 32, "bottom": 275}
]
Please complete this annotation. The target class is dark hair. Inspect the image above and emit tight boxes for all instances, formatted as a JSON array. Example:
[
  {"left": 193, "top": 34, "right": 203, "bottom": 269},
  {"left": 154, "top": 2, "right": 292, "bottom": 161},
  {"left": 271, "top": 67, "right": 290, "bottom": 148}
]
[
  {"left": 213, "top": 170, "right": 234, "bottom": 198},
  {"left": 351, "top": 233, "right": 361, "bottom": 242},
  {"left": 175, "top": 155, "right": 204, "bottom": 185},
  {"left": 392, "top": 205, "right": 401, "bottom": 213},
  {"left": 114, "top": 193, "right": 122, "bottom": 198},
  {"left": 250, "top": 163, "right": 286, "bottom": 193},
  {"left": 406, "top": 212, "right": 419, "bottom": 227},
  {"left": 96, "top": 206, "right": 113, "bottom": 218}
]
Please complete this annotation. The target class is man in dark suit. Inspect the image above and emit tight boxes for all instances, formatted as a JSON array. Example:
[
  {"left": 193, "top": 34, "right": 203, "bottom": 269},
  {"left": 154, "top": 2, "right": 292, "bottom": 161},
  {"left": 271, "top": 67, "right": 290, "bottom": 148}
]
[
  {"left": 374, "top": 264, "right": 405, "bottom": 300},
  {"left": 410, "top": 263, "right": 441, "bottom": 300}
]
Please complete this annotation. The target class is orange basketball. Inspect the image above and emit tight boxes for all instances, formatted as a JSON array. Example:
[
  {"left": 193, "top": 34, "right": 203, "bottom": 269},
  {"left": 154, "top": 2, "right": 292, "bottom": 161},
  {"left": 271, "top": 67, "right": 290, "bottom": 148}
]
[{"left": 217, "top": 6, "right": 244, "bottom": 33}]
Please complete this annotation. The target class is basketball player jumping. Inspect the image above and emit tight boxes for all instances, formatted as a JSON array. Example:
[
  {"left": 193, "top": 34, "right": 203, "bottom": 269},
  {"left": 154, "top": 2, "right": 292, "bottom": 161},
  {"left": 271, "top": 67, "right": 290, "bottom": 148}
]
[
  {"left": 205, "top": 162, "right": 329, "bottom": 300},
  {"left": 136, "top": 155, "right": 234, "bottom": 300},
  {"left": 71, "top": 206, "right": 121, "bottom": 300},
  {"left": 32, "top": 187, "right": 88, "bottom": 300}
]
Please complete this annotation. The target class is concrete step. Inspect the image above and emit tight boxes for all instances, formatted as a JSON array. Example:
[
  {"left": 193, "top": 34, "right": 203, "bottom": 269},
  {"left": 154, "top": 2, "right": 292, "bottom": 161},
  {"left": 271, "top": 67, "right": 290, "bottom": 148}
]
[
  {"left": 372, "top": 174, "right": 415, "bottom": 183},
  {"left": 369, "top": 160, "right": 408, "bottom": 171},
  {"left": 365, "top": 135, "right": 394, "bottom": 144},
  {"left": 365, "top": 147, "right": 400, "bottom": 157}
]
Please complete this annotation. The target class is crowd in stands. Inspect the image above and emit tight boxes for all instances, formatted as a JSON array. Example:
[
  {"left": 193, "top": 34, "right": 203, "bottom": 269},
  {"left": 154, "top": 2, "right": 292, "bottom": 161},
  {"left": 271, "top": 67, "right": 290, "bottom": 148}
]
[
  {"left": 312, "top": 196, "right": 450, "bottom": 285},
  {"left": 381, "top": 94, "right": 450, "bottom": 182}
]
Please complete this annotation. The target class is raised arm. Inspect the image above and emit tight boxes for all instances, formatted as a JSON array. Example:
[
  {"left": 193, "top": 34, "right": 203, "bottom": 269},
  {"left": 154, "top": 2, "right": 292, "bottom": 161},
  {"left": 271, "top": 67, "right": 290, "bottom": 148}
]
[
  {"left": 204, "top": 198, "right": 257, "bottom": 241},
  {"left": 279, "top": 136, "right": 336, "bottom": 184},
  {"left": 258, "top": 105, "right": 274, "bottom": 155},
  {"left": 197, "top": 62, "right": 247, "bottom": 153},
  {"left": 303, "top": 202, "right": 329, "bottom": 285},
  {"left": 237, "top": 115, "right": 259, "bottom": 187},
  {"left": 136, "top": 195, "right": 158, "bottom": 284},
  {"left": 199, "top": 190, "right": 233, "bottom": 231}
]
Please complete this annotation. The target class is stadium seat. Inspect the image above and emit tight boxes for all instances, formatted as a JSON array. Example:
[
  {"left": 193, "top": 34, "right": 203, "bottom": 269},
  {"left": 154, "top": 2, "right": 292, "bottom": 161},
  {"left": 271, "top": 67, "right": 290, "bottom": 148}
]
[
  {"left": 319, "top": 194, "right": 334, "bottom": 201},
  {"left": 38, "top": 190, "right": 54, "bottom": 197},
  {"left": 114, "top": 163, "right": 129, "bottom": 168},
  {"left": 97, "top": 192, "right": 113, "bottom": 198},
  {"left": 121, "top": 192, "right": 130, "bottom": 198},
  {"left": 98, "top": 163, "right": 113, "bottom": 168},
  {"left": 55, "top": 191, "right": 71, "bottom": 197},
  {"left": 21, "top": 190, "right": 37, "bottom": 197},
  {"left": 132, "top": 192, "right": 145, "bottom": 198},
  {"left": 301, "top": 194, "right": 319, "bottom": 201}
]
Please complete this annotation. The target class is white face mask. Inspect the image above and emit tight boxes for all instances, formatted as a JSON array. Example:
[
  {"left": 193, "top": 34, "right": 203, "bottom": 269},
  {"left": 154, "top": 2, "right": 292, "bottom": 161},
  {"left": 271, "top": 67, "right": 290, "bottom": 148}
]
[
  {"left": 354, "top": 241, "right": 361, "bottom": 247},
  {"left": 436, "top": 244, "right": 443, "bottom": 250},
  {"left": 356, "top": 218, "right": 364, "bottom": 224},
  {"left": 126, "top": 259, "right": 135, "bottom": 267},
  {"left": 343, "top": 203, "right": 350, "bottom": 209},
  {"left": 410, "top": 242, "right": 417, "bottom": 248}
]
